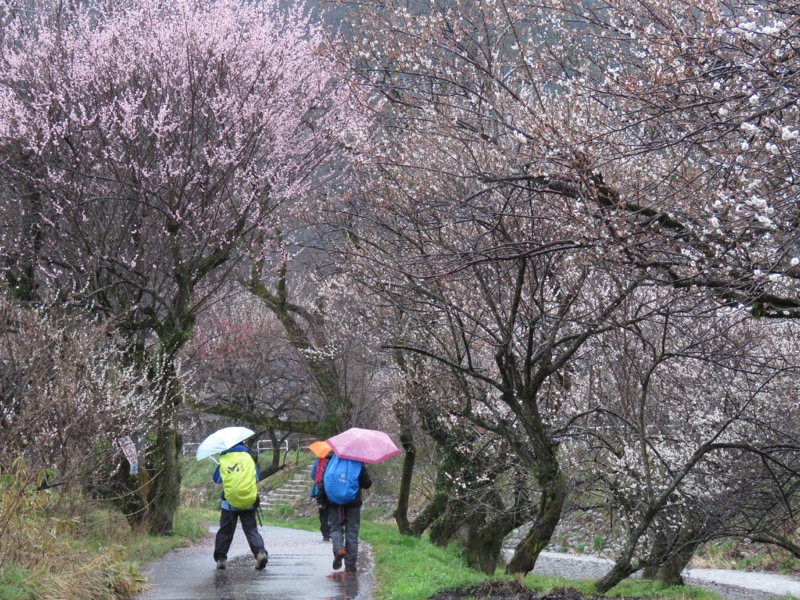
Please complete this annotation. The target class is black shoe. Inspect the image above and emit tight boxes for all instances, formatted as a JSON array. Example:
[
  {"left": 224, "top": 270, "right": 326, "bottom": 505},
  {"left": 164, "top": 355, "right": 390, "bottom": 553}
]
[
  {"left": 255, "top": 551, "right": 268, "bottom": 570},
  {"left": 322, "top": 535, "right": 331, "bottom": 542},
  {"left": 216, "top": 559, "right": 226, "bottom": 570},
  {"left": 332, "top": 549, "right": 346, "bottom": 570}
]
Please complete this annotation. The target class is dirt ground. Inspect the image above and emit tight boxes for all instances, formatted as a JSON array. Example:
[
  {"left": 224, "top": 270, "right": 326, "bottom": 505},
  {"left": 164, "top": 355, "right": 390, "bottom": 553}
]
[{"left": 426, "top": 580, "right": 638, "bottom": 600}]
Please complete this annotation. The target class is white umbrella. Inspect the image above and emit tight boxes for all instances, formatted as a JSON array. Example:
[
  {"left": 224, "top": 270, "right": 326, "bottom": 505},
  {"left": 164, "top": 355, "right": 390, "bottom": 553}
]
[{"left": 195, "top": 426, "right": 255, "bottom": 461}]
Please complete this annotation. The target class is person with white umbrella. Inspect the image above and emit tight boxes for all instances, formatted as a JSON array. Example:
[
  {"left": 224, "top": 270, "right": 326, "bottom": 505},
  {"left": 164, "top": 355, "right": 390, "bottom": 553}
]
[
  {"left": 320, "top": 427, "right": 400, "bottom": 573},
  {"left": 196, "top": 426, "right": 268, "bottom": 571}
]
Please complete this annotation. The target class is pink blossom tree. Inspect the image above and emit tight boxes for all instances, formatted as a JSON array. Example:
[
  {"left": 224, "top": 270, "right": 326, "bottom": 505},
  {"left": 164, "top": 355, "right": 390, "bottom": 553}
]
[
  {"left": 185, "top": 287, "right": 325, "bottom": 443},
  {"left": 0, "top": 0, "right": 360, "bottom": 533}
]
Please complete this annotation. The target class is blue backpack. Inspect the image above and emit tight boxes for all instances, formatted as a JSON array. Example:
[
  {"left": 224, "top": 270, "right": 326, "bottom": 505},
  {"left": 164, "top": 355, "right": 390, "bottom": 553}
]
[{"left": 323, "top": 456, "right": 362, "bottom": 505}]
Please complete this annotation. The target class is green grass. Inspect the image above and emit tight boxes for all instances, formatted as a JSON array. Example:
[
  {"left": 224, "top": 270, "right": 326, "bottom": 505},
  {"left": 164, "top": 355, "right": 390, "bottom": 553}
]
[
  {"left": 269, "top": 502, "right": 300, "bottom": 520},
  {"left": 363, "top": 522, "right": 487, "bottom": 600},
  {"left": 265, "top": 513, "right": 319, "bottom": 530},
  {"left": 523, "top": 573, "right": 720, "bottom": 599},
  {"left": 0, "top": 564, "right": 37, "bottom": 600}
]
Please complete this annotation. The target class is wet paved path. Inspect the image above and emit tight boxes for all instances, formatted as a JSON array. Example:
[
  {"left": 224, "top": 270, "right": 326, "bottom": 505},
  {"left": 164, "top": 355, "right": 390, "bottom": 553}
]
[
  {"left": 136, "top": 525, "right": 374, "bottom": 600},
  {"left": 534, "top": 552, "right": 800, "bottom": 599}
]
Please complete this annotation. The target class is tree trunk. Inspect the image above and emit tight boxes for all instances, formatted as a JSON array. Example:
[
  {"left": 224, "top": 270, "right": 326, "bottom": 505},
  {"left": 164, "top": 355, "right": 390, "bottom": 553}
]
[
  {"left": 640, "top": 523, "right": 698, "bottom": 586},
  {"left": 429, "top": 511, "right": 458, "bottom": 547},
  {"left": 146, "top": 424, "right": 181, "bottom": 535},
  {"left": 265, "top": 429, "right": 283, "bottom": 473},
  {"left": 596, "top": 558, "right": 636, "bottom": 593},
  {"left": 393, "top": 418, "right": 417, "bottom": 535},
  {"left": 597, "top": 498, "right": 698, "bottom": 591},
  {"left": 505, "top": 458, "right": 566, "bottom": 575},
  {"left": 596, "top": 522, "right": 643, "bottom": 593},
  {"left": 465, "top": 523, "right": 505, "bottom": 574},
  {"left": 657, "top": 554, "right": 687, "bottom": 586},
  {"left": 143, "top": 350, "right": 184, "bottom": 535},
  {"left": 642, "top": 528, "right": 667, "bottom": 580},
  {"left": 105, "top": 457, "right": 148, "bottom": 528},
  {"left": 409, "top": 490, "right": 450, "bottom": 537},
  {"left": 657, "top": 537, "right": 700, "bottom": 586},
  {"left": 641, "top": 564, "right": 659, "bottom": 580},
  {"left": 465, "top": 489, "right": 526, "bottom": 575}
]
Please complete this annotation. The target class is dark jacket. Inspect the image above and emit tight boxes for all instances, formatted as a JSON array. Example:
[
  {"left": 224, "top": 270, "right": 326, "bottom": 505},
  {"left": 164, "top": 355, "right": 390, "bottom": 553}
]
[
  {"left": 318, "top": 457, "right": 372, "bottom": 508},
  {"left": 309, "top": 456, "right": 328, "bottom": 498}
]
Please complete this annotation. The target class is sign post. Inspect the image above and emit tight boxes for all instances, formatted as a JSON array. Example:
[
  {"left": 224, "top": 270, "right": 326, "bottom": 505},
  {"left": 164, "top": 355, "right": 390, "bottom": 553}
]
[{"left": 117, "top": 436, "right": 139, "bottom": 475}]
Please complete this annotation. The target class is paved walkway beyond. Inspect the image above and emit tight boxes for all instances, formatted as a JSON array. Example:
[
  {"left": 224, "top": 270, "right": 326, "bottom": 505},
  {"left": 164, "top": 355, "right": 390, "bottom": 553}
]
[
  {"left": 534, "top": 552, "right": 800, "bottom": 600},
  {"left": 135, "top": 524, "right": 374, "bottom": 600}
]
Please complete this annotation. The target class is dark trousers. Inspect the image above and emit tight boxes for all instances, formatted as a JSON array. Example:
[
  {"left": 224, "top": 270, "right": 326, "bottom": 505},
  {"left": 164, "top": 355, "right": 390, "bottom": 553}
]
[
  {"left": 213, "top": 508, "right": 265, "bottom": 560},
  {"left": 318, "top": 502, "right": 331, "bottom": 538},
  {"left": 328, "top": 504, "right": 361, "bottom": 570}
]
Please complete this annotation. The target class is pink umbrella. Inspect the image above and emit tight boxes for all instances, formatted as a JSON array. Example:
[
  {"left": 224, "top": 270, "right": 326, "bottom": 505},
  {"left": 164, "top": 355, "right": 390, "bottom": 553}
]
[{"left": 326, "top": 427, "right": 401, "bottom": 464}]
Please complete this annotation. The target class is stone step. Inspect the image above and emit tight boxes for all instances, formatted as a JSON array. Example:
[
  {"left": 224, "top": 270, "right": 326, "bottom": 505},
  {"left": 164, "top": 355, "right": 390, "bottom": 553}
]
[
  {"left": 259, "top": 471, "right": 312, "bottom": 510},
  {"left": 263, "top": 491, "right": 305, "bottom": 501},
  {"left": 267, "top": 484, "right": 307, "bottom": 493}
]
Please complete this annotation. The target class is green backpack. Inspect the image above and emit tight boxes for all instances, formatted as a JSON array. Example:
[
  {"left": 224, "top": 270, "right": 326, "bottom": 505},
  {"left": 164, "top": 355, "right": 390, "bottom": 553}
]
[{"left": 219, "top": 451, "right": 258, "bottom": 509}]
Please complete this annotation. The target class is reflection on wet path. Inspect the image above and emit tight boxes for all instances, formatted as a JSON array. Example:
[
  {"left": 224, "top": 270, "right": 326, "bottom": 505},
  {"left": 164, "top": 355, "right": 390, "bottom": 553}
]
[{"left": 136, "top": 525, "right": 373, "bottom": 600}]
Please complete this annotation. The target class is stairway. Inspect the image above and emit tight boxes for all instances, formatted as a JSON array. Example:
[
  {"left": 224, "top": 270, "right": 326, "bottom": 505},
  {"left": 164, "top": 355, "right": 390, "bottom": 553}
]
[{"left": 261, "top": 471, "right": 310, "bottom": 511}]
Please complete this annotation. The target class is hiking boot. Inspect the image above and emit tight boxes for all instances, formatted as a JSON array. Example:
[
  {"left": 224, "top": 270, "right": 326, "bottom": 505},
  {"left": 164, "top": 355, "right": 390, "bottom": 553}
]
[
  {"left": 255, "top": 551, "right": 268, "bottom": 571},
  {"left": 322, "top": 535, "right": 331, "bottom": 542},
  {"left": 216, "top": 559, "right": 226, "bottom": 570},
  {"left": 332, "top": 549, "right": 346, "bottom": 570}
]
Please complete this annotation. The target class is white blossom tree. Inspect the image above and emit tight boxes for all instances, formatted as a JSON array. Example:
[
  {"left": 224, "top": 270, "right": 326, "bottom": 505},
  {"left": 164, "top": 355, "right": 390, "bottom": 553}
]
[
  {"left": 565, "top": 292, "right": 800, "bottom": 591},
  {"left": 327, "top": 0, "right": 800, "bottom": 576},
  {"left": 0, "top": 293, "right": 155, "bottom": 484}
]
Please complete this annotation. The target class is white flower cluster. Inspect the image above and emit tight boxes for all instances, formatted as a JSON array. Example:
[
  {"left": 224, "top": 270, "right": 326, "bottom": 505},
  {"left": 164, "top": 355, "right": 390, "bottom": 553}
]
[{"left": 0, "top": 297, "right": 157, "bottom": 475}]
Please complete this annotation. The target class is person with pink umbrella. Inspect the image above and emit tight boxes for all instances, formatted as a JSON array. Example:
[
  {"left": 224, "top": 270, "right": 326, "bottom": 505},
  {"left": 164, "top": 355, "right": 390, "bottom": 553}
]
[{"left": 320, "top": 428, "right": 400, "bottom": 573}]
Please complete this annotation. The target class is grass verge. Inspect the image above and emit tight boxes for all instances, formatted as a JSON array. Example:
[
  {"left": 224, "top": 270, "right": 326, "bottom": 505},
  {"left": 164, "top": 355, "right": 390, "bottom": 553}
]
[
  {"left": 364, "top": 522, "right": 487, "bottom": 600},
  {"left": 0, "top": 493, "right": 215, "bottom": 600}
]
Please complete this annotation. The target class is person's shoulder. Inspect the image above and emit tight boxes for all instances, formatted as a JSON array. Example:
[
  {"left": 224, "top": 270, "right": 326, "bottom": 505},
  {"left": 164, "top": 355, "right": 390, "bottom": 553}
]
[{"left": 222, "top": 444, "right": 248, "bottom": 454}]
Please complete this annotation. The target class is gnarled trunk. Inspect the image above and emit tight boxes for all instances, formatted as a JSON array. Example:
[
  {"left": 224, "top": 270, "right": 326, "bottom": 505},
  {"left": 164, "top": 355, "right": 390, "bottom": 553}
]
[
  {"left": 146, "top": 424, "right": 181, "bottom": 535},
  {"left": 465, "top": 522, "right": 505, "bottom": 574},
  {"left": 505, "top": 464, "right": 566, "bottom": 575},
  {"left": 393, "top": 408, "right": 417, "bottom": 534},
  {"left": 142, "top": 350, "right": 184, "bottom": 535}
]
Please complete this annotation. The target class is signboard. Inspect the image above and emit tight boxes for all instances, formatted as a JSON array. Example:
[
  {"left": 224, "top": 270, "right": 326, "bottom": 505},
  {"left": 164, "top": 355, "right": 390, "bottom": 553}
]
[{"left": 117, "top": 436, "right": 139, "bottom": 474}]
